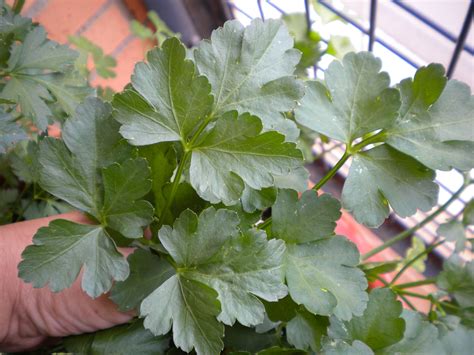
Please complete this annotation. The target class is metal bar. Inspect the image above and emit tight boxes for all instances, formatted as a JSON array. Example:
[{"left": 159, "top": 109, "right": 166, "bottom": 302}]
[
  {"left": 257, "top": 0, "right": 265, "bottom": 20},
  {"left": 266, "top": 0, "right": 286, "bottom": 14},
  {"left": 393, "top": 0, "right": 474, "bottom": 55},
  {"left": 318, "top": 0, "right": 419, "bottom": 68},
  {"left": 447, "top": 1, "right": 473, "bottom": 78},
  {"left": 227, "top": 3, "right": 253, "bottom": 19},
  {"left": 368, "top": 0, "right": 377, "bottom": 51}
]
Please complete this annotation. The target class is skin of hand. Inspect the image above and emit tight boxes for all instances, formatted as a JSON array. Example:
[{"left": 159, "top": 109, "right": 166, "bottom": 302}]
[{"left": 0, "top": 212, "right": 133, "bottom": 352}]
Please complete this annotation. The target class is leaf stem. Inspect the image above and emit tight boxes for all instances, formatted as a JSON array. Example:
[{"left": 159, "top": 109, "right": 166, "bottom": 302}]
[
  {"left": 362, "top": 183, "right": 467, "bottom": 260},
  {"left": 349, "top": 130, "right": 386, "bottom": 153},
  {"left": 392, "top": 278, "right": 437, "bottom": 289},
  {"left": 389, "top": 240, "right": 444, "bottom": 286},
  {"left": 312, "top": 151, "right": 350, "bottom": 191},
  {"left": 157, "top": 150, "right": 191, "bottom": 228}
]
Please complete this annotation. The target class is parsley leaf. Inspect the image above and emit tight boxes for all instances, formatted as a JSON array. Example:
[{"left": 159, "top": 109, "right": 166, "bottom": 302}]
[
  {"left": 141, "top": 275, "right": 224, "bottom": 355},
  {"left": 386, "top": 64, "right": 474, "bottom": 171},
  {"left": 190, "top": 112, "right": 303, "bottom": 205},
  {"left": 295, "top": 52, "right": 400, "bottom": 144},
  {"left": 286, "top": 310, "right": 328, "bottom": 351},
  {"left": 18, "top": 220, "right": 129, "bottom": 297},
  {"left": 65, "top": 320, "right": 169, "bottom": 354},
  {"left": 1, "top": 26, "right": 92, "bottom": 129},
  {"left": 378, "top": 310, "right": 441, "bottom": 354},
  {"left": 438, "top": 221, "right": 467, "bottom": 252},
  {"left": 272, "top": 189, "right": 368, "bottom": 320},
  {"left": 0, "top": 108, "right": 27, "bottom": 153},
  {"left": 113, "top": 37, "right": 213, "bottom": 145},
  {"left": 437, "top": 255, "right": 474, "bottom": 308},
  {"left": 194, "top": 19, "right": 304, "bottom": 140},
  {"left": 342, "top": 145, "right": 438, "bottom": 227},
  {"left": 141, "top": 207, "right": 287, "bottom": 354},
  {"left": 328, "top": 288, "right": 405, "bottom": 350},
  {"left": 321, "top": 339, "right": 373, "bottom": 355},
  {"left": 110, "top": 249, "right": 175, "bottom": 312}
]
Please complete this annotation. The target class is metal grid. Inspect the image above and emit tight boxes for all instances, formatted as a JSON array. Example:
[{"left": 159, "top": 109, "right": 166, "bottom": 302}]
[{"left": 226, "top": 0, "right": 473, "bottom": 258}]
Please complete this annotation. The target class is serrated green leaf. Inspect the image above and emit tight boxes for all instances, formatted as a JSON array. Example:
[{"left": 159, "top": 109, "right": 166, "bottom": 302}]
[
  {"left": 195, "top": 18, "right": 304, "bottom": 140},
  {"left": 190, "top": 112, "right": 303, "bottom": 205},
  {"left": 69, "top": 35, "right": 117, "bottom": 79},
  {"left": 328, "top": 288, "right": 405, "bottom": 350},
  {"left": 386, "top": 64, "right": 474, "bottom": 171},
  {"left": 158, "top": 207, "right": 287, "bottom": 326},
  {"left": 401, "top": 237, "right": 427, "bottom": 273},
  {"left": 113, "top": 37, "right": 213, "bottom": 145},
  {"left": 438, "top": 221, "right": 467, "bottom": 252},
  {"left": 9, "top": 140, "right": 40, "bottom": 183},
  {"left": 241, "top": 186, "right": 276, "bottom": 213},
  {"left": 159, "top": 207, "right": 239, "bottom": 267},
  {"left": 0, "top": 26, "right": 89, "bottom": 129},
  {"left": 39, "top": 98, "right": 134, "bottom": 218},
  {"left": 7, "top": 26, "right": 77, "bottom": 72},
  {"left": 286, "top": 310, "right": 329, "bottom": 351},
  {"left": 378, "top": 310, "right": 441, "bottom": 354},
  {"left": 342, "top": 144, "right": 438, "bottom": 228},
  {"left": 186, "top": 228, "right": 287, "bottom": 326},
  {"left": 438, "top": 255, "right": 474, "bottom": 308},
  {"left": 321, "top": 339, "right": 373, "bottom": 355},
  {"left": 102, "top": 158, "right": 153, "bottom": 238},
  {"left": 463, "top": 200, "right": 474, "bottom": 226},
  {"left": 439, "top": 323, "right": 474, "bottom": 355},
  {"left": 282, "top": 13, "right": 322, "bottom": 75},
  {"left": 0, "top": 108, "right": 27, "bottom": 153},
  {"left": 141, "top": 275, "right": 224, "bottom": 355},
  {"left": 64, "top": 320, "right": 169, "bottom": 354},
  {"left": 285, "top": 236, "right": 368, "bottom": 320},
  {"left": 18, "top": 219, "right": 129, "bottom": 297},
  {"left": 225, "top": 325, "right": 278, "bottom": 353},
  {"left": 111, "top": 249, "right": 175, "bottom": 311},
  {"left": 263, "top": 295, "right": 298, "bottom": 322},
  {"left": 295, "top": 52, "right": 400, "bottom": 144},
  {"left": 1, "top": 75, "right": 52, "bottom": 130},
  {"left": 272, "top": 189, "right": 341, "bottom": 243},
  {"left": 22, "top": 198, "right": 73, "bottom": 220}
]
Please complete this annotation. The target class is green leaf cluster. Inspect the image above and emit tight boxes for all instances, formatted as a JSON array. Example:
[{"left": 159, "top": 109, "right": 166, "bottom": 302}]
[
  {"left": 4, "top": 11, "right": 473, "bottom": 355},
  {"left": 0, "top": 4, "right": 93, "bottom": 131},
  {"left": 296, "top": 53, "right": 473, "bottom": 227}
]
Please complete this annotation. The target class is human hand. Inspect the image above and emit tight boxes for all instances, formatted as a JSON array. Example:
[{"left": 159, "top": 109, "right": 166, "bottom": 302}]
[{"left": 0, "top": 212, "right": 133, "bottom": 352}]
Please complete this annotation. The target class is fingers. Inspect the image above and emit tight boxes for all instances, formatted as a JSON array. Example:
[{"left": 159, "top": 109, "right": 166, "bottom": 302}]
[{"left": 0, "top": 212, "right": 134, "bottom": 352}]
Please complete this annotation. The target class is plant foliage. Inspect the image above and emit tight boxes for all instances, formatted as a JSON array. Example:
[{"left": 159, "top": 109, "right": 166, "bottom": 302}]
[{"left": 0, "top": 4, "right": 473, "bottom": 354}]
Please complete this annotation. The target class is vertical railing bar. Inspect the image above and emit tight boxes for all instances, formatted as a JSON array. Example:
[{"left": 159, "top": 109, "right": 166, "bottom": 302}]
[
  {"left": 393, "top": 0, "right": 474, "bottom": 55},
  {"left": 318, "top": 0, "right": 419, "bottom": 68},
  {"left": 257, "top": 0, "right": 265, "bottom": 20},
  {"left": 368, "top": 0, "right": 377, "bottom": 51},
  {"left": 447, "top": 1, "right": 473, "bottom": 78}
]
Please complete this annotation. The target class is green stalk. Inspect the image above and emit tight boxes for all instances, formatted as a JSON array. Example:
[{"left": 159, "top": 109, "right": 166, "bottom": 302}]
[
  {"left": 389, "top": 240, "right": 444, "bottom": 286},
  {"left": 312, "top": 151, "right": 350, "bottom": 191},
  {"left": 393, "top": 278, "right": 437, "bottom": 289},
  {"left": 12, "top": 0, "right": 25, "bottom": 14},
  {"left": 362, "top": 183, "right": 467, "bottom": 260},
  {"left": 157, "top": 150, "right": 191, "bottom": 228}
]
